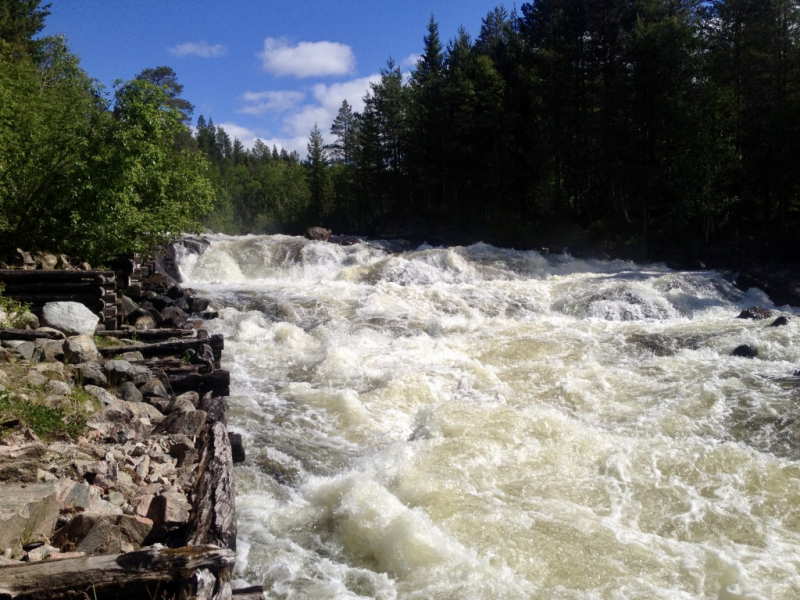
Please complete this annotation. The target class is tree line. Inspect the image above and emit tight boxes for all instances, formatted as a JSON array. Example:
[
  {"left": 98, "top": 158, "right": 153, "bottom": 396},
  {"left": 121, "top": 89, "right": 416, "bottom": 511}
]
[
  {"left": 3, "top": 0, "right": 799, "bottom": 262},
  {"left": 203, "top": 0, "right": 800, "bottom": 255},
  {"left": 0, "top": 0, "right": 214, "bottom": 263}
]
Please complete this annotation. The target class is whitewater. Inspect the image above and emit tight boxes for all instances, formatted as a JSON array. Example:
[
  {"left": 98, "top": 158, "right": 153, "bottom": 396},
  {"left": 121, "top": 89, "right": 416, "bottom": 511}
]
[{"left": 177, "top": 234, "right": 800, "bottom": 600}]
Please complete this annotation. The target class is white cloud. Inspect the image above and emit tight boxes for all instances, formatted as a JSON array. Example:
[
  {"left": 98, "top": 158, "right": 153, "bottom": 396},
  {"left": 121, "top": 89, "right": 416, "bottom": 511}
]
[
  {"left": 168, "top": 41, "right": 227, "bottom": 58},
  {"left": 402, "top": 53, "right": 421, "bottom": 69},
  {"left": 240, "top": 90, "right": 305, "bottom": 115},
  {"left": 258, "top": 37, "right": 355, "bottom": 78},
  {"left": 216, "top": 122, "right": 261, "bottom": 149}
]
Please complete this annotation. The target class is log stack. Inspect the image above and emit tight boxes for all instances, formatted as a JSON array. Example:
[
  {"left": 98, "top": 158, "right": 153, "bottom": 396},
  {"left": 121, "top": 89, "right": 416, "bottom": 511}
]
[{"left": 0, "top": 269, "right": 121, "bottom": 330}]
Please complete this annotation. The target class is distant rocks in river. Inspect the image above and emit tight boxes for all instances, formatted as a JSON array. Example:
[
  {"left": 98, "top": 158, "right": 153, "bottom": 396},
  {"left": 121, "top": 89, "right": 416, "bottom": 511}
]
[
  {"left": 769, "top": 316, "right": 789, "bottom": 327},
  {"left": 732, "top": 344, "right": 758, "bottom": 358},
  {"left": 737, "top": 306, "right": 773, "bottom": 320},
  {"left": 304, "top": 227, "right": 332, "bottom": 241}
]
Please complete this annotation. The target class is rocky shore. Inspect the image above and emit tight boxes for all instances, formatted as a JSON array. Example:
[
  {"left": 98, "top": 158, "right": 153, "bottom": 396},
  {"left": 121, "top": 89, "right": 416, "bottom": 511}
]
[{"left": 0, "top": 247, "right": 259, "bottom": 599}]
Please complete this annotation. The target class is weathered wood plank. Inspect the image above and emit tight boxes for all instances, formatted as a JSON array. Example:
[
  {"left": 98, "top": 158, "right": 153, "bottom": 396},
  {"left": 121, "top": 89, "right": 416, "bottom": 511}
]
[
  {"left": 0, "top": 329, "right": 63, "bottom": 341},
  {"left": 0, "top": 544, "right": 235, "bottom": 600},
  {"left": 98, "top": 335, "right": 223, "bottom": 361}
]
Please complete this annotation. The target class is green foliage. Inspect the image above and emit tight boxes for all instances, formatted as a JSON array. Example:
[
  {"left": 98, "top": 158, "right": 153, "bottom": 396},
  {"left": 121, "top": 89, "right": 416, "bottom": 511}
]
[
  {"left": 0, "top": 283, "right": 31, "bottom": 328},
  {"left": 0, "top": 390, "right": 86, "bottom": 439},
  {"left": 0, "top": 30, "right": 214, "bottom": 262}
]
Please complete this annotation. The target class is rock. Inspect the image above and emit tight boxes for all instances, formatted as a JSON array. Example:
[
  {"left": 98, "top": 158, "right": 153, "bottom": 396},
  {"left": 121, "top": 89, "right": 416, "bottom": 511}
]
[
  {"left": 0, "top": 429, "right": 46, "bottom": 483},
  {"left": 0, "top": 482, "right": 59, "bottom": 554},
  {"left": 84, "top": 385, "right": 117, "bottom": 406},
  {"left": 47, "top": 380, "right": 72, "bottom": 396},
  {"left": 74, "top": 361, "right": 107, "bottom": 387},
  {"left": 735, "top": 266, "right": 800, "bottom": 307},
  {"left": 139, "top": 378, "right": 169, "bottom": 399},
  {"left": 104, "top": 360, "right": 151, "bottom": 386},
  {"left": 51, "top": 513, "right": 152, "bottom": 554},
  {"left": 732, "top": 344, "right": 758, "bottom": 358},
  {"left": 86, "top": 401, "right": 156, "bottom": 442},
  {"left": 35, "top": 339, "right": 66, "bottom": 362},
  {"left": 229, "top": 432, "right": 245, "bottom": 464},
  {"left": 41, "top": 302, "right": 99, "bottom": 336},
  {"left": 145, "top": 492, "right": 191, "bottom": 542},
  {"left": 119, "top": 295, "right": 138, "bottom": 318},
  {"left": 34, "top": 361, "right": 64, "bottom": 376},
  {"left": 19, "top": 312, "right": 39, "bottom": 329},
  {"left": 304, "top": 226, "right": 332, "bottom": 241},
  {"left": 0, "top": 348, "right": 10, "bottom": 363},
  {"left": 133, "top": 314, "right": 157, "bottom": 330},
  {"left": 24, "top": 370, "right": 48, "bottom": 387},
  {"left": 153, "top": 410, "right": 207, "bottom": 438},
  {"left": 188, "top": 297, "right": 210, "bottom": 313},
  {"left": 10, "top": 342, "right": 42, "bottom": 363},
  {"left": 42, "top": 395, "right": 71, "bottom": 409},
  {"left": 769, "top": 316, "right": 789, "bottom": 327},
  {"left": 737, "top": 306, "right": 773, "bottom": 320},
  {"left": 63, "top": 335, "right": 100, "bottom": 364},
  {"left": 167, "top": 394, "right": 196, "bottom": 415},
  {"left": 119, "top": 381, "right": 143, "bottom": 403},
  {"left": 55, "top": 480, "right": 121, "bottom": 515},
  {"left": 37, "top": 254, "right": 58, "bottom": 270}
]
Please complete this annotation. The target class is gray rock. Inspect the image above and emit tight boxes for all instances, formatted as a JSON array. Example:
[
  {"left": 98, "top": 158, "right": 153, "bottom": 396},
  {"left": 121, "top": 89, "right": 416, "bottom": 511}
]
[
  {"left": 19, "top": 312, "right": 39, "bottom": 329},
  {"left": 0, "top": 429, "right": 47, "bottom": 483},
  {"left": 47, "top": 380, "right": 72, "bottom": 396},
  {"left": 153, "top": 410, "right": 207, "bottom": 437},
  {"left": 74, "top": 361, "right": 107, "bottom": 387},
  {"left": 145, "top": 492, "right": 191, "bottom": 541},
  {"left": 24, "top": 370, "right": 48, "bottom": 387},
  {"left": 119, "top": 381, "right": 143, "bottom": 403},
  {"left": 63, "top": 335, "right": 100, "bottom": 364},
  {"left": 120, "top": 295, "right": 138, "bottom": 318},
  {"left": 167, "top": 394, "right": 197, "bottom": 415},
  {"left": 11, "top": 342, "right": 42, "bottom": 363},
  {"left": 732, "top": 344, "right": 758, "bottom": 358},
  {"left": 42, "top": 395, "right": 71, "bottom": 409},
  {"left": 104, "top": 360, "right": 150, "bottom": 386},
  {"left": 51, "top": 513, "right": 152, "bottom": 554},
  {"left": 0, "top": 482, "right": 59, "bottom": 553},
  {"left": 175, "top": 391, "right": 199, "bottom": 408},
  {"left": 84, "top": 384, "right": 117, "bottom": 406},
  {"left": 55, "top": 480, "right": 121, "bottom": 515},
  {"left": 139, "top": 378, "right": 169, "bottom": 398},
  {"left": 42, "top": 302, "right": 100, "bottom": 336}
]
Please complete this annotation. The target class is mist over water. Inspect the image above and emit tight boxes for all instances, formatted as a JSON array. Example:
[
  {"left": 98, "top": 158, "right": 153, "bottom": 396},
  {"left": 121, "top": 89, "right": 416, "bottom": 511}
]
[{"left": 178, "top": 234, "right": 800, "bottom": 600}]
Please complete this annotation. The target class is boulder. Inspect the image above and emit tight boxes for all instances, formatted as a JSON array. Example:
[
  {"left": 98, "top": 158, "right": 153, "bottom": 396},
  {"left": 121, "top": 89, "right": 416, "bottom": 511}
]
[
  {"left": 104, "top": 360, "right": 151, "bottom": 386},
  {"left": 10, "top": 342, "right": 43, "bottom": 363},
  {"left": 51, "top": 513, "right": 152, "bottom": 554},
  {"left": 119, "top": 295, "right": 138, "bottom": 318},
  {"left": 42, "top": 395, "right": 71, "bottom": 409},
  {"left": 0, "top": 482, "right": 59, "bottom": 553},
  {"left": 145, "top": 492, "right": 191, "bottom": 542},
  {"left": 139, "top": 378, "right": 169, "bottom": 399},
  {"left": 153, "top": 410, "right": 207, "bottom": 438},
  {"left": 84, "top": 384, "right": 117, "bottom": 406},
  {"left": 769, "top": 316, "right": 789, "bottom": 327},
  {"left": 0, "top": 429, "right": 47, "bottom": 483},
  {"left": 41, "top": 302, "right": 99, "bottom": 336},
  {"left": 119, "top": 381, "right": 143, "bottom": 403},
  {"left": 732, "top": 344, "right": 758, "bottom": 358},
  {"left": 74, "top": 361, "right": 107, "bottom": 387},
  {"left": 737, "top": 306, "right": 773, "bottom": 320},
  {"left": 55, "top": 480, "right": 121, "bottom": 515},
  {"left": 304, "top": 226, "right": 332, "bottom": 241},
  {"left": 63, "top": 335, "right": 100, "bottom": 364},
  {"left": 47, "top": 380, "right": 72, "bottom": 396}
]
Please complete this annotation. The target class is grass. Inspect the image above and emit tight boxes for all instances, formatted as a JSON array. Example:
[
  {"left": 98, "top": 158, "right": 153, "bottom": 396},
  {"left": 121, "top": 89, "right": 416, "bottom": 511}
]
[{"left": 0, "top": 389, "right": 87, "bottom": 439}]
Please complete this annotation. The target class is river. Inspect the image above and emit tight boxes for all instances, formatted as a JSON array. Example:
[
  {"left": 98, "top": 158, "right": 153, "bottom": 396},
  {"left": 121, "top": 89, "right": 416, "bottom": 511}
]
[{"left": 177, "top": 234, "right": 800, "bottom": 600}]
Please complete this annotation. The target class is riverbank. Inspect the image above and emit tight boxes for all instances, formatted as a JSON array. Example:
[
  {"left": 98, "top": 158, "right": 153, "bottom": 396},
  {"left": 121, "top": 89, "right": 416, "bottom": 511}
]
[{"left": 0, "top": 249, "right": 260, "bottom": 599}]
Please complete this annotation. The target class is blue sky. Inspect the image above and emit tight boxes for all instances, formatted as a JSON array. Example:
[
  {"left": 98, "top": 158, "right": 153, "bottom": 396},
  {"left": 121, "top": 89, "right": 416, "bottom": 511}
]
[{"left": 44, "top": 1, "right": 500, "bottom": 157}]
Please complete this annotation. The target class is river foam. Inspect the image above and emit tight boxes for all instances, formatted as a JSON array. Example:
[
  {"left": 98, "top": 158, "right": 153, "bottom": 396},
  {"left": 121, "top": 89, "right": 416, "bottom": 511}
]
[{"left": 179, "top": 234, "right": 800, "bottom": 599}]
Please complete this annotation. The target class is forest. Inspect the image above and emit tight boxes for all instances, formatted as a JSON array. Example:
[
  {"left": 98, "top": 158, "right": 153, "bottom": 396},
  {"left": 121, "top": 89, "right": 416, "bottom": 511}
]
[
  {"left": 2, "top": 0, "right": 800, "bottom": 263},
  {"left": 199, "top": 0, "right": 800, "bottom": 259}
]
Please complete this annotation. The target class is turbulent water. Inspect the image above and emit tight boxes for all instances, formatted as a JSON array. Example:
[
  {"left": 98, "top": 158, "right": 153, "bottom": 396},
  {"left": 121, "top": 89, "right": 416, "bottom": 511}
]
[{"left": 177, "top": 234, "right": 800, "bottom": 600}]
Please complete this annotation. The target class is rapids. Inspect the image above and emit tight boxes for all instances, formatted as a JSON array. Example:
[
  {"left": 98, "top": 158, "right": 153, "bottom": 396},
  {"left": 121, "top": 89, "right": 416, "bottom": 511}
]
[{"left": 177, "top": 234, "right": 800, "bottom": 600}]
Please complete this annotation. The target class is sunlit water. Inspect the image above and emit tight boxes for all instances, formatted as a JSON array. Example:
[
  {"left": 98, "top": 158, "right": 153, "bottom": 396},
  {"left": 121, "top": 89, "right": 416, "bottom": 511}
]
[{"left": 177, "top": 234, "right": 800, "bottom": 600}]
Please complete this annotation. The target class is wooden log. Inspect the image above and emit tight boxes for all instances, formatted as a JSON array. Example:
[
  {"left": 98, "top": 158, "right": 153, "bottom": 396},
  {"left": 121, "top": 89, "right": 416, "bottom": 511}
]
[
  {"left": 98, "top": 335, "right": 223, "bottom": 361},
  {"left": 6, "top": 293, "right": 105, "bottom": 310},
  {"left": 0, "top": 270, "right": 108, "bottom": 284},
  {"left": 233, "top": 586, "right": 266, "bottom": 599},
  {"left": 188, "top": 422, "right": 237, "bottom": 551},
  {"left": 170, "top": 370, "right": 230, "bottom": 397},
  {"left": 0, "top": 544, "right": 235, "bottom": 600},
  {"left": 0, "top": 282, "right": 106, "bottom": 294},
  {"left": 0, "top": 329, "right": 63, "bottom": 341},
  {"left": 95, "top": 328, "right": 198, "bottom": 341}
]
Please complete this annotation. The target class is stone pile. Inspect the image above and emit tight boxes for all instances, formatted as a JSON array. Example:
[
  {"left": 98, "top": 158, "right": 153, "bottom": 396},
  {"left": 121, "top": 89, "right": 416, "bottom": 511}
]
[{"left": 0, "top": 245, "right": 255, "bottom": 599}]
